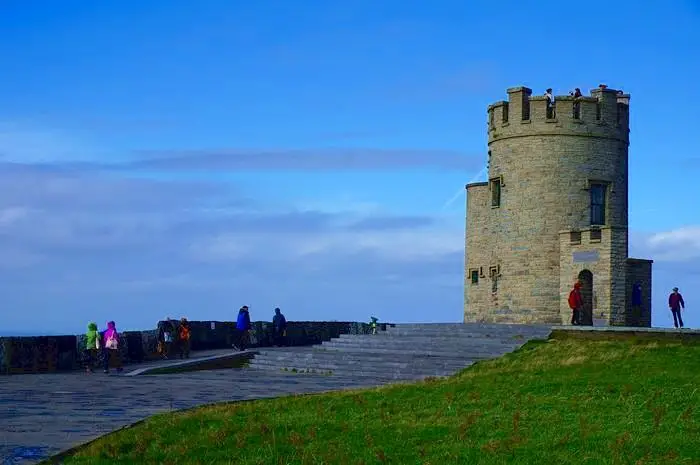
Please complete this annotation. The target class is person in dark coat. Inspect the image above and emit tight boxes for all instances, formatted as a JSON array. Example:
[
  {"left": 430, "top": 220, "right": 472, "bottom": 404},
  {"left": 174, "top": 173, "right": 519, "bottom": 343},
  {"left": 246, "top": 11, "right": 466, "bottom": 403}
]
[
  {"left": 234, "top": 306, "right": 252, "bottom": 351},
  {"left": 272, "top": 307, "right": 287, "bottom": 346},
  {"left": 669, "top": 287, "right": 686, "bottom": 328}
]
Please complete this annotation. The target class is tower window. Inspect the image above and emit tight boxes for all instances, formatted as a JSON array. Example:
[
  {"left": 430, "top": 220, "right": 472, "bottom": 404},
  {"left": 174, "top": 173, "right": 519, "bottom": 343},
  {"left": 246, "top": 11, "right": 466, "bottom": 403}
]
[
  {"left": 570, "top": 231, "right": 582, "bottom": 244},
  {"left": 490, "top": 177, "right": 501, "bottom": 207},
  {"left": 470, "top": 269, "right": 479, "bottom": 284},
  {"left": 590, "top": 228, "right": 602, "bottom": 242},
  {"left": 590, "top": 183, "right": 607, "bottom": 225},
  {"left": 502, "top": 103, "right": 509, "bottom": 123}
]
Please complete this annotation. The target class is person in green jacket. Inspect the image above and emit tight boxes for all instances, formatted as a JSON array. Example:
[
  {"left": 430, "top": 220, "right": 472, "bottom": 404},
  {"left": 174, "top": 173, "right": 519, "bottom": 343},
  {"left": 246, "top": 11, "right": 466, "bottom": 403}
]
[{"left": 84, "top": 322, "right": 101, "bottom": 373}]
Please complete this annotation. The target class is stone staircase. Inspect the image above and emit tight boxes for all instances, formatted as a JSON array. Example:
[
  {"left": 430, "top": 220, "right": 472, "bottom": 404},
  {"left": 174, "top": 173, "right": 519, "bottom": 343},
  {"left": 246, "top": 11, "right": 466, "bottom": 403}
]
[{"left": 248, "top": 323, "right": 552, "bottom": 383}]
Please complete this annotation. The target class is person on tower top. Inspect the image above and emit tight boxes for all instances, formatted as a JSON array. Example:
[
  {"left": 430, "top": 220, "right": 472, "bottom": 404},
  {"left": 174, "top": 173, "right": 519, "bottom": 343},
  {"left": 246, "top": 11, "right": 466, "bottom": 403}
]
[
  {"left": 568, "top": 282, "right": 584, "bottom": 326},
  {"left": 669, "top": 287, "right": 685, "bottom": 329},
  {"left": 544, "top": 88, "right": 555, "bottom": 118}
]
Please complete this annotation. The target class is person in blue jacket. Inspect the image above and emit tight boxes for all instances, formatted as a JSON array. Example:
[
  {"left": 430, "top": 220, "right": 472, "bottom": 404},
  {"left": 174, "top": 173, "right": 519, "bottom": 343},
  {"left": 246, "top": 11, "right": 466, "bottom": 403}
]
[{"left": 234, "top": 305, "right": 252, "bottom": 351}]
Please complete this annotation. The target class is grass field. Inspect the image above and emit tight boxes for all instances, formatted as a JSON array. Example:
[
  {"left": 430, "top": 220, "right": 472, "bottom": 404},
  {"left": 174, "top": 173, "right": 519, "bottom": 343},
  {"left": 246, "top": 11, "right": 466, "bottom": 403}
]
[{"left": 48, "top": 335, "right": 700, "bottom": 465}]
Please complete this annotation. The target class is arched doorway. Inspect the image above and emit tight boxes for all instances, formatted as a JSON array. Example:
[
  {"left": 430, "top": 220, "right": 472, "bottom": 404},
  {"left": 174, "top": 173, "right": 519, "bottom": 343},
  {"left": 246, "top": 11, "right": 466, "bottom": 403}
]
[{"left": 577, "top": 270, "right": 593, "bottom": 326}]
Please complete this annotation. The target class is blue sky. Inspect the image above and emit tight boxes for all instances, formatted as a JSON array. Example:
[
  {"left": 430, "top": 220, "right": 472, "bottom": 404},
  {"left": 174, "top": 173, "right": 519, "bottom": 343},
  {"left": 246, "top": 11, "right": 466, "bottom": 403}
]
[{"left": 1, "top": 0, "right": 699, "bottom": 335}]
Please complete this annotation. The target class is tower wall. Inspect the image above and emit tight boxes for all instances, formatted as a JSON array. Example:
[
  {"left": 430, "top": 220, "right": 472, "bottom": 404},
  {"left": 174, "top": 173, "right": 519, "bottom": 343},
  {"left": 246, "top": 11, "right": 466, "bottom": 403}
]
[{"left": 465, "top": 85, "right": 632, "bottom": 324}]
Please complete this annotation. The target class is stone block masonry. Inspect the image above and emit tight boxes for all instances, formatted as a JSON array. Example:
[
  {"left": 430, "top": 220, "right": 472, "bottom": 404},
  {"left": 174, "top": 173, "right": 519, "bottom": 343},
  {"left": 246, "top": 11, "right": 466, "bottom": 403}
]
[
  {"left": 0, "top": 321, "right": 382, "bottom": 375},
  {"left": 465, "top": 84, "right": 653, "bottom": 326}
]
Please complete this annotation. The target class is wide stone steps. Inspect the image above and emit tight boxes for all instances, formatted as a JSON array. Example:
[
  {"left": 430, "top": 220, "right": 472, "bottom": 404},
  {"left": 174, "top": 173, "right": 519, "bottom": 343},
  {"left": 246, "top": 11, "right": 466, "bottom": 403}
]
[
  {"left": 335, "top": 333, "right": 529, "bottom": 343},
  {"left": 385, "top": 323, "right": 551, "bottom": 331},
  {"left": 254, "top": 349, "right": 476, "bottom": 365},
  {"left": 247, "top": 323, "right": 552, "bottom": 382},
  {"left": 383, "top": 325, "right": 551, "bottom": 337},
  {"left": 314, "top": 345, "right": 515, "bottom": 359},
  {"left": 250, "top": 352, "right": 474, "bottom": 372},
  {"left": 322, "top": 337, "right": 524, "bottom": 351}
]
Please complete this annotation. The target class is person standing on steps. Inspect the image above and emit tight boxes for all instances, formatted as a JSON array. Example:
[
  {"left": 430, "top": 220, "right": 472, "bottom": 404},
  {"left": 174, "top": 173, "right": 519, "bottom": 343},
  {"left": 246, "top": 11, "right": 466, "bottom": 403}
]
[
  {"left": 669, "top": 287, "right": 686, "bottom": 328},
  {"left": 272, "top": 307, "right": 287, "bottom": 347},
  {"left": 234, "top": 306, "right": 252, "bottom": 351},
  {"left": 568, "top": 282, "right": 584, "bottom": 326},
  {"left": 102, "top": 321, "right": 123, "bottom": 374}
]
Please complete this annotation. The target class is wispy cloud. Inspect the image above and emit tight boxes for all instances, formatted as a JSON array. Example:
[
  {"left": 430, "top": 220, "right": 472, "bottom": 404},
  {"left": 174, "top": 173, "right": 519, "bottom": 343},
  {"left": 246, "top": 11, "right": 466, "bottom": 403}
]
[{"left": 128, "top": 148, "right": 481, "bottom": 172}]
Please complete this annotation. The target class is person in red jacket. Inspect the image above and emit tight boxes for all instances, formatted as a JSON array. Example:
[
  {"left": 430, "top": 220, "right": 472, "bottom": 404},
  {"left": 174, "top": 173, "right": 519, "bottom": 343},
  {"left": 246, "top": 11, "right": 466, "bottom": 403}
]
[
  {"left": 568, "top": 282, "right": 584, "bottom": 325},
  {"left": 669, "top": 287, "right": 685, "bottom": 328}
]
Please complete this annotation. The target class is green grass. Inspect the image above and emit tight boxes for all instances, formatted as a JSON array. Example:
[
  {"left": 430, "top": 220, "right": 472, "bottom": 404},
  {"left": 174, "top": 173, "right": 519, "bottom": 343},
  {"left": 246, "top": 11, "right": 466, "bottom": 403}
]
[{"left": 49, "top": 336, "right": 700, "bottom": 465}]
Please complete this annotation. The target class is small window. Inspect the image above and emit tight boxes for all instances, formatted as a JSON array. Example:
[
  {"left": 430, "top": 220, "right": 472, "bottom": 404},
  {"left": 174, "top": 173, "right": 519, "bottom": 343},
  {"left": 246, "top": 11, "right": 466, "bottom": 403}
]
[
  {"left": 570, "top": 231, "right": 581, "bottom": 245},
  {"left": 590, "top": 183, "right": 607, "bottom": 225},
  {"left": 522, "top": 100, "right": 530, "bottom": 121},
  {"left": 502, "top": 103, "right": 509, "bottom": 123},
  {"left": 573, "top": 101, "right": 581, "bottom": 120},
  {"left": 470, "top": 269, "right": 479, "bottom": 284},
  {"left": 490, "top": 178, "right": 501, "bottom": 207},
  {"left": 590, "top": 228, "right": 602, "bottom": 242},
  {"left": 595, "top": 102, "right": 601, "bottom": 121},
  {"left": 489, "top": 110, "right": 495, "bottom": 128}
]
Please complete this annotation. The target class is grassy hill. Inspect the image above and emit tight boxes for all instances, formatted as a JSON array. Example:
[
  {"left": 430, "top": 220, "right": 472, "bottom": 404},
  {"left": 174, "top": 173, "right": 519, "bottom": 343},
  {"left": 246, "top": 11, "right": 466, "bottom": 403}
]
[{"left": 47, "top": 334, "right": 700, "bottom": 464}]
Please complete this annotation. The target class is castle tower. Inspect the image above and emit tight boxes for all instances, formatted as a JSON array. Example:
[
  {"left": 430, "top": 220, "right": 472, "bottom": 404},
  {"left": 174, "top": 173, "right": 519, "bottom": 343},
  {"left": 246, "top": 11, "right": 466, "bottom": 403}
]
[{"left": 464, "top": 85, "right": 653, "bottom": 326}]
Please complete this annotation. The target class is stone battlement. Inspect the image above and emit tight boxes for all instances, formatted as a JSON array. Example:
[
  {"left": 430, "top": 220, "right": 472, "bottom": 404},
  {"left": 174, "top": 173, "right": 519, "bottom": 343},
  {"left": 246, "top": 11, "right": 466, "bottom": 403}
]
[
  {"left": 487, "top": 85, "right": 630, "bottom": 144},
  {"left": 0, "top": 320, "right": 384, "bottom": 375}
]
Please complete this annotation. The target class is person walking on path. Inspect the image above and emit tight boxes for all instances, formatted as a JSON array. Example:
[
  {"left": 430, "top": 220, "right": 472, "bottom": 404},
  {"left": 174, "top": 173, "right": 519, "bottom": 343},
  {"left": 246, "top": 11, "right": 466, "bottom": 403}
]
[
  {"left": 272, "top": 307, "right": 287, "bottom": 347},
  {"left": 84, "top": 322, "right": 101, "bottom": 373},
  {"left": 157, "top": 318, "right": 175, "bottom": 359},
  {"left": 669, "top": 287, "right": 686, "bottom": 328},
  {"left": 234, "top": 306, "right": 252, "bottom": 351},
  {"left": 178, "top": 317, "right": 192, "bottom": 359},
  {"left": 102, "top": 321, "right": 123, "bottom": 374},
  {"left": 568, "top": 282, "right": 584, "bottom": 326}
]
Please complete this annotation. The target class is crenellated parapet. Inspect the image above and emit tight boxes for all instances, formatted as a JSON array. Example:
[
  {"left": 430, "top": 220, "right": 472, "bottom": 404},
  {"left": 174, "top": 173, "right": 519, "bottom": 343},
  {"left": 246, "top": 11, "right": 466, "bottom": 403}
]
[{"left": 487, "top": 85, "right": 630, "bottom": 145}]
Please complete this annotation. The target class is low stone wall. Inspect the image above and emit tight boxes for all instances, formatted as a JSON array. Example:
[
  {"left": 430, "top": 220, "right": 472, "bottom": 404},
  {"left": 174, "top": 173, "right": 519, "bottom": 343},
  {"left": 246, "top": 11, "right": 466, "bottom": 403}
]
[{"left": 0, "top": 321, "right": 384, "bottom": 374}]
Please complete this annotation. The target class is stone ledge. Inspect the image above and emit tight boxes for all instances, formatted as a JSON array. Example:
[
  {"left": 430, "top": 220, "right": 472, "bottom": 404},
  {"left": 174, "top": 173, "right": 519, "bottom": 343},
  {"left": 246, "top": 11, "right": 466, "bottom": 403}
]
[
  {"left": 124, "top": 350, "right": 258, "bottom": 376},
  {"left": 552, "top": 326, "right": 700, "bottom": 341}
]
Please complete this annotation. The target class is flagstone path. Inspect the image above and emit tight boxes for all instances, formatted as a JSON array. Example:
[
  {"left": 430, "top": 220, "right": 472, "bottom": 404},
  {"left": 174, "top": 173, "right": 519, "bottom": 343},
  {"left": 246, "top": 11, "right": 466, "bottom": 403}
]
[{"left": 0, "top": 350, "right": 388, "bottom": 464}]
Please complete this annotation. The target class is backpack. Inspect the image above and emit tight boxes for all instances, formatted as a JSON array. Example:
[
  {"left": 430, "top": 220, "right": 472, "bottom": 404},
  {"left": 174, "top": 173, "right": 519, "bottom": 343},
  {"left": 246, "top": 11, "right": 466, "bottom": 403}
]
[
  {"left": 180, "top": 325, "right": 191, "bottom": 341},
  {"left": 105, "top": 334, "right": 118, "bottom": 350}
]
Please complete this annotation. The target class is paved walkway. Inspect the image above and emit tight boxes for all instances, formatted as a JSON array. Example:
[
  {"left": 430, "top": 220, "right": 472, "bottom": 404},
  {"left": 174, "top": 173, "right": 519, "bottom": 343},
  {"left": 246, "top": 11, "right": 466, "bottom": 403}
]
[{"left": 0, "top": 353, "right": 389, "bottom": 464}]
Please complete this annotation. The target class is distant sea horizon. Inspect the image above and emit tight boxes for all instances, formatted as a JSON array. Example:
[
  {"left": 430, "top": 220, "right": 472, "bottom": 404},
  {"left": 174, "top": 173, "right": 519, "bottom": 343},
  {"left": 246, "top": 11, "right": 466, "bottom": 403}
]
[{"left": 0, "top": 331, "right": 76, "bottom": 337}]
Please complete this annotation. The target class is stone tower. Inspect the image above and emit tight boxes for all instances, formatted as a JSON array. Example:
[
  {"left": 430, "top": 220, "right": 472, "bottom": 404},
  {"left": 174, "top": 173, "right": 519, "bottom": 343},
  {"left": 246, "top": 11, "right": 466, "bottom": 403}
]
[{"left": 464, "top": 85, "right": 653, "bottom": 326}]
